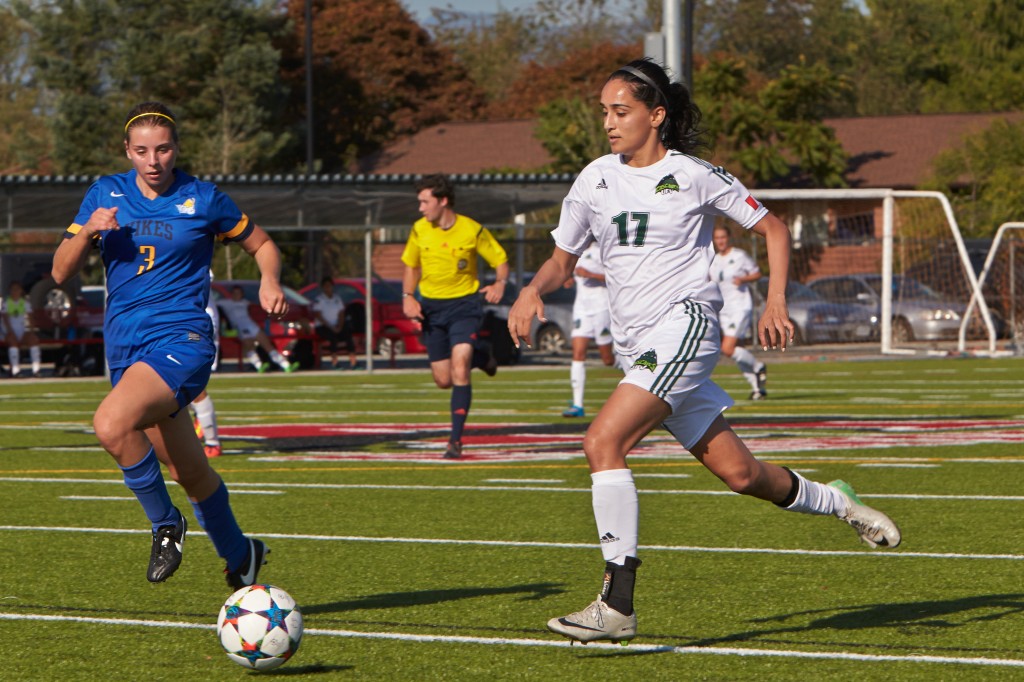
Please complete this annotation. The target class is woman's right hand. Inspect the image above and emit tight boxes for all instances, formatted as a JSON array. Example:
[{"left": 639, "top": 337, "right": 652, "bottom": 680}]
[{"left": 83, "top": 207, "right": 120, "bottom": 235}]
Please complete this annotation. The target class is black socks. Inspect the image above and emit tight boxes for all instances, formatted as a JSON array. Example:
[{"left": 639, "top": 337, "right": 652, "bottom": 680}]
[{"left": 600, "top": 556, "right": 641, "bottom": 616}]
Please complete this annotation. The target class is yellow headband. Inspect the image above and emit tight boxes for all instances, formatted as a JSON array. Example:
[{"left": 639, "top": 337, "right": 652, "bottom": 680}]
[{"left": 124, "top": 112, "right": 176, "bottom": 132}]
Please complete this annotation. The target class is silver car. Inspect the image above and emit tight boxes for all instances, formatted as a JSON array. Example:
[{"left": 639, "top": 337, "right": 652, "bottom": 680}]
[
  {"left": 752, "top": 277, "right": 877, "bottom": 345},
  {"left": 807, "top": 274, "right": 964, "bottom": 342},
  {"left": 481, "top": 274, "right": 576, "bottom": 354}
]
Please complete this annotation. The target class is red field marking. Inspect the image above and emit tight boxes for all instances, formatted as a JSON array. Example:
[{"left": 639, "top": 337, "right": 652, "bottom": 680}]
[{"left": 226, "top": 420, "right": 1024, "bottom": 463}]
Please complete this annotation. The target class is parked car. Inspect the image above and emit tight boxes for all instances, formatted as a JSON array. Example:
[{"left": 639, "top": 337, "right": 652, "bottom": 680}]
[
  {"left": 481, "top": 273, "right": 576, "bottom": 355},
  {"left": 751, "top": 277, "right": 878, "bottom": 345},
  {"left": 210, "top": 280, "right": 315, "bottom": 364},
  {"left": 807, "top": 274, "right": 967, "bottom": 342},
  {"left": 298, "top": 277, "right": 425, "bottom": 355}
]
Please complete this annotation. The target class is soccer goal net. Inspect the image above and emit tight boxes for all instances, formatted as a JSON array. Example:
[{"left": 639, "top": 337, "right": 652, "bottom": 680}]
[
  {"left": 963, "top": 222, "right": 1024, "bottom": 355},
  {"left": 740, "top": 189, "right": 999, "bottom": 355}
]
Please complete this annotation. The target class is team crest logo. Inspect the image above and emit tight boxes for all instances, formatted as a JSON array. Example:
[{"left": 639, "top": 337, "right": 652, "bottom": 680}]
[
  {"left": 457, "top": 258, "right": 468, "bottom": 270},
  {"left": 176, "top": 197, "right": 196, "bottom": 215},
  {"left": 631, "top": 349, "right": 658, "bottom": 372},
  {"left": 655, "top": 174, "right": 680, "bottom": 195}
]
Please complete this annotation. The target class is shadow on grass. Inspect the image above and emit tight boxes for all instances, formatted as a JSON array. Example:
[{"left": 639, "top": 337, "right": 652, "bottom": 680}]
[
  {"left": 303, "top": 582, "right": 566, "bottom": 615},
  {"left": 615, "top": 593, "right": 1024, "bottom": 657},
  {"left": 253, "top": 663, "right": 354, "bottom": 676}
]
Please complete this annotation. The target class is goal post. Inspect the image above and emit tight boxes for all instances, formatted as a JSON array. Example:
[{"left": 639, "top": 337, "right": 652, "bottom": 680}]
[
  {"left": 961, "top": 222, "right": 1024, "bottom": 354},
  {"left": 746, "top": 188, "right": 998, "bottom": 355}
]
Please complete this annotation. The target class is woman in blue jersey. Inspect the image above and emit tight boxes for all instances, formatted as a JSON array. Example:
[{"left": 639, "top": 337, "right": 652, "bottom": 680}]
[
  {"left": 52, "top": 102, "right": 282, "bottom": 589},
  {"left": 508, "top": 60, "right": 903, "bottom": 645}
]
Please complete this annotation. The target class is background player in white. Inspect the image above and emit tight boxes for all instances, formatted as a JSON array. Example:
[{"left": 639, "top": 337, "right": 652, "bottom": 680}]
[
  {"left": 563, "top": 241, "right": 616, "bottom": 417},
  {"left": 711, "top": 225, "right": 768, "bottom": 399},
  {"left": 219, "top": 284, "right": 298, "bottom": 373},
  {"left": 508, "top": 58, "right": 901, "bottom": 645},
  {"left": 1, "top": 281, "right": 42, "bottom": 377},
  {"left": 191, "top": 271, "right": 222, "bottom": 458}
]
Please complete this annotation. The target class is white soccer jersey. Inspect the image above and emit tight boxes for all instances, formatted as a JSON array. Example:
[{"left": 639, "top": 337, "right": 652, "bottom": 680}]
[
  {"left": 572, "top": 241, "right": 609, "bottom": 316},
  {"left": 312, "top": 293, "right": 346, "bottom": 327},
  {"left": 709, "top": 246, "right": 759, "bottom": 314},
  {"left": 552, "top": 152, "right": 767, "bottom": 352},
  {"left": 218, "top": 297, "right": 260, "bottom": 339}
]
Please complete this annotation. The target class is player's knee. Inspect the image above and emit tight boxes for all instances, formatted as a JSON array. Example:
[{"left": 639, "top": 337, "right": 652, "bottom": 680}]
[
  {"left": 92, "top": 410, "right": 128, "bottom": 453},
  {"left": 582, "top": 430, "right": 627, "bottom": 469},
  {"left": 719, "top": 462, "right": 761, "bottom": 496}
]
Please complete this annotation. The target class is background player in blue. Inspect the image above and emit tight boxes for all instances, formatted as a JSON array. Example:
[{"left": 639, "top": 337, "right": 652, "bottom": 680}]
[
  {"left": 508, "top": 60, "right": 902, "bottom": 645},
  {"left": 51, "top": 102, "right": 285, "bottom": 589}
]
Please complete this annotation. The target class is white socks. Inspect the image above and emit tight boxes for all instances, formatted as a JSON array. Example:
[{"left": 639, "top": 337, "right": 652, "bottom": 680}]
[
  {"left": 731, "top": 347, "right": 763, "bottom": 390},
  {"left": 192, "top": 395, "right": 219, "bottom": 446},
  {"left": 782, "top": 470, "right": 848, "bottom": 516},
  {"left": 29, "top": 346, "right": 40, "bottom": 374},
  {"left": 570, "top": 361, "right": 586, "bottom": 407},
  {"left": 592, "top": 469, "right": 639, "bottom": 565},
  {"left": 246, "top": 350, "right": 262, "bottom": 370},
  {"left": 271, "top": 349, "right": 289, "bottom": 370},
  {"left": 8, "top": 346, "right": 18, "bottom": 374}
]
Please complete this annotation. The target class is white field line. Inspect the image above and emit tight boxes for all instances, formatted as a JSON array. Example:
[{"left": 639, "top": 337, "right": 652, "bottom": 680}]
[
  {"left": 1, "top": 612, "right": 1022, "bottom": 668},
  {"left": 1, "top": 525, "right": 1022, "bottom": 561},
  {"left": 6, "top": 476, "right": 1024, "bottom": 502}
]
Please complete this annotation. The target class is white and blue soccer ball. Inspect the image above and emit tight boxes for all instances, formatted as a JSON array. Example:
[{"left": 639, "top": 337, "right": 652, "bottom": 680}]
[{"left": 217, "top": 584, "right": 304, "bottom": 670}]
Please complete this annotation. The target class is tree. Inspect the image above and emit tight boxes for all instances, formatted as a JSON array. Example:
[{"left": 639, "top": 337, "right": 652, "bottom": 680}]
[
  {"left": 0, "top": 5, "right": 50, "bottom": 173},
  {"left": 697, "top": 56, "right": 850, "bottom": 188},
  {"left": 534, "top": 96, "right": 607, "bottom": 172},
  {"left": 282, "top": 0, "right": 486, "bottom": 172},
  {"left": 925, "top": 118, "right": 1024, "bottom": 237},
  {"left": 15, "top": 0, "right": 291, "bottom": 175}
]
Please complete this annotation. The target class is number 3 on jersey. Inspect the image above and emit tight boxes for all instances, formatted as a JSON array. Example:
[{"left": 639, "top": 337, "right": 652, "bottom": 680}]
[
  {"left": 137, "top": 245, "right": 156, "bottom": 275},
  {"left": 612, "top": 211, "right": 650, "bottom": 247}
]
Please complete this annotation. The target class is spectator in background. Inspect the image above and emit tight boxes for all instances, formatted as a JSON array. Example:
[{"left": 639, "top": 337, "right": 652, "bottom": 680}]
[
  {"left": 401, "top": 173, "right": 506, "bottom": 459},
  {"left": 311, "top": 276, "right": 358, "bottom": 370},
  {"left": 218, "top": 284, "right": 299, "bottom": 373},
  {"left": 710, "top": 225, "right": 768, "bottom": 400},
  {"left": 563, "top": 242, "right": 616, "bottom": 418},
  {"left": 2, "top": 282, "right": 42, "bottom": 377}
]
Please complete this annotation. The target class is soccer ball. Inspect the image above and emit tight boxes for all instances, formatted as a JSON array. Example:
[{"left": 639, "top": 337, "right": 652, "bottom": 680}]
[{"left": 217, "top": 584, "right": 303, "bottom": 670}]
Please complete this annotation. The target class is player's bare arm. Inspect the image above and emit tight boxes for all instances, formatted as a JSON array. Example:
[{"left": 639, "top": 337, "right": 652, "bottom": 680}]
[
  {"left": 478, "top": 261, "right": 509, "bottom": 304},
  {"left": 239, "top": 224, "right": 288, "bottom": 317},
  {"left": 52, "top": 206, "right": 119, "bottom": 284},
  {"left": 751, "top": 213, "right": 794, "bottom": 350},
  {"left": 508, "top": 248, "right": 578, "bottom": 348},
  {"left": 402, "top": 265, "right": 423, "bottom": 320}
]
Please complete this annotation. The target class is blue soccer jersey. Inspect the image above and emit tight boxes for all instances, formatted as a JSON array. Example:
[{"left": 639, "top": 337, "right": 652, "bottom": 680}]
[{"left": 65, "top": 169, "right": 253, "bottom": 369}]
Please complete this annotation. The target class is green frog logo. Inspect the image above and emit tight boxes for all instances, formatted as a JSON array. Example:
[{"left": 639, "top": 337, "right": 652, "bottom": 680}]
[
  {"left": 631, "top": 349, "right": 658, "bottom": 372},
  {"left": 655, "top": 174, "right": 680, "bottom": 195}
]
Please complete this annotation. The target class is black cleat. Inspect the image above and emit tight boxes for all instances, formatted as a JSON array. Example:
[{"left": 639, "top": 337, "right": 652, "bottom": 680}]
[
  {"left": 147, "top": 509, "right": 186, "bottom": 583},
  {"left": 443, "top": 441, "right": 463, "bottom": 459},
  {"left": 225, "top": 538, "right": 269, "bottom": 590}
]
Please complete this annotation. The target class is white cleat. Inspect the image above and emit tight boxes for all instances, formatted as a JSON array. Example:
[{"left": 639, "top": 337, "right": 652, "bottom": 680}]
[
  {"left": 547, "top": 596, "right": 637, "bottom": 645},
  {"left": 829, "top": 480, "right": 901, "bottom": 548}
]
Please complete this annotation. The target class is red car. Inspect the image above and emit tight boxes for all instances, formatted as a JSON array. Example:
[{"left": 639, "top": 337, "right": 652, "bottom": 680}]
[{"left": 298, "top": 277, "right": 425, "bottom": 355}]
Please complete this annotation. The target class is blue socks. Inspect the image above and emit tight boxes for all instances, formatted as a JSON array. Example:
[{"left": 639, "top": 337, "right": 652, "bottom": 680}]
[
  {"left": 120, "top": 448, "right": 178, "bottom": 532},
  {"left": 190, "top": 480, "right": 248, "bottom": 571},
  {"left": 450, "top": 384, "right": 471, "bottom": 443}
]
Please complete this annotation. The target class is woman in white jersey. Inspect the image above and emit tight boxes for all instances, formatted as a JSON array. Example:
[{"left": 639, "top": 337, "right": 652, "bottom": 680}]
[
  {"left": 710, "top": 225, "right": 768, "bottom": 399},
  {"left": 562, "top": 241, "right": 616, "bottom": 418},
  {"left": 508, "top": 58, "right": 902, "bottom": 645}
]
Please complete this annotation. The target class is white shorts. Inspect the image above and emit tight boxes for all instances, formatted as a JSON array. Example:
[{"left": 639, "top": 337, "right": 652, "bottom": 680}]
[
  {"left": 4, "top": 318, "right": 27, "bottom": 340},
  {"left": 619, "top": 301, "right": 733, "bottom": 450},
  {"left": 571, "top": 308, "right": 613, "bottom": 345},
  {"left": 234, "top": 319, "right": 261, "bottom": 340},
  {"left": 718, "top": 306, "right": 752, "bottom": 340}
]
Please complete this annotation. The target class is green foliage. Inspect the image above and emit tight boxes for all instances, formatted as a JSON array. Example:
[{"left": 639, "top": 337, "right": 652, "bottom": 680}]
[
  {"left": 534, "top": 96, "right": 607, "bottom": 173},
  {"left": 924, "top": 118, "right": 1024, "bottom": 237},
  {"left": 0, "top": 6, "right": 50, "bottom": 173},
  {"left": 14, "top": 0, "right": 291, "bottom": 176},
  {"left": 697, "top": 56, "right": 850, "bottom": 188}
]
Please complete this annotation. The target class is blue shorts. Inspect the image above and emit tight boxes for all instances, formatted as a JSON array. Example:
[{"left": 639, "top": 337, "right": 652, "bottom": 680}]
[
  {"left": 110, "top": 336, "right": 216, "bottom": 413},
  {"left": 420, "top": 294, "right": 483, "bottom": 363}
]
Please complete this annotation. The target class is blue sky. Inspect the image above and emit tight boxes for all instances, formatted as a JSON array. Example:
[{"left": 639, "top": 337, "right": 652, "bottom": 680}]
[{"left": 401, "top": 0, "right": 540, "bottom": 21}]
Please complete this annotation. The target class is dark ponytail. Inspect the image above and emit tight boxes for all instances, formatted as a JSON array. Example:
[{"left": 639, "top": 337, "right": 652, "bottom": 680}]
[{"left": 608, "top": 58, "right": 707, "bottom": 155}]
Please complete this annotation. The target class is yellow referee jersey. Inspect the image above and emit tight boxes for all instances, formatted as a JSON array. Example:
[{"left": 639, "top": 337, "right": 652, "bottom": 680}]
[{"left": 401, "top": 214, "right": 508, "bottom": 300}]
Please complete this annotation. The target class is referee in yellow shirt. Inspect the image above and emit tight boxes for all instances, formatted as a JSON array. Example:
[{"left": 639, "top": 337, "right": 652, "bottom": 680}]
[{"left": 401, "top": 174, "right": 510, "bottom": 459}]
